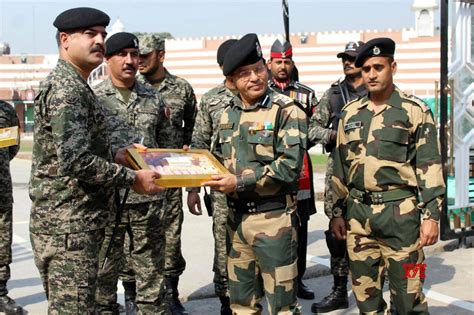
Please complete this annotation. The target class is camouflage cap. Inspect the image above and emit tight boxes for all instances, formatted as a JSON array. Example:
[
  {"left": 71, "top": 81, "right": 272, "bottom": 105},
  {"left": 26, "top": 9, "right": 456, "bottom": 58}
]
[{"left": 138, "top": 34, "right": 165, "bottom": 55}]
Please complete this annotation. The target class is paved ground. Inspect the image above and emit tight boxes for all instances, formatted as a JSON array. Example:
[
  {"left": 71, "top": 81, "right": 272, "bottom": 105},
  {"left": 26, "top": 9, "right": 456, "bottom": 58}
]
[{"left": 7, "top": 157, "right": 474, "bottom": 314}]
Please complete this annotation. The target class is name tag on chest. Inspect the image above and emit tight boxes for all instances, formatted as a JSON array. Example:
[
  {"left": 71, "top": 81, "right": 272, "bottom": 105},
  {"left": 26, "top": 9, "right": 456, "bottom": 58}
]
[{"left": 344, "top": 121, "right": 362, "bottom": 132}]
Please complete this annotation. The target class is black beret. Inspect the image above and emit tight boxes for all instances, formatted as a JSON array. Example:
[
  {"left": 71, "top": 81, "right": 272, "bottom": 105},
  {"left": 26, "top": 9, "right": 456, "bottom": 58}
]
[
  {"left": 270, "top": 38, "right": 292, "bottom": 59},
  {"left": 105, "top": 32, "right": 139, "bottom": 57},
  {"left": 223, "top": 33, "right": 263, "bottom": 76},
  {"left": 336, "top": 41, "right": 365, "bottom": 59},
  {"left": 53, "top": 7, "right": 110, "bottom": 31},
  {"left": 354, "top": 37, "right": 396, "bottom": 67},
  {"left": 217, "top": 39, "right": 237, "bottom": 67}
]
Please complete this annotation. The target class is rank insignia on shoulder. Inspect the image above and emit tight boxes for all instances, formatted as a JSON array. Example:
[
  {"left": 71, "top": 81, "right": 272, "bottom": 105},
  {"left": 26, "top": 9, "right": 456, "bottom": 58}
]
[
  {"left": 219, "top": 123, "right": 234, "bottom": 129},
  {"left": 344, "top": 121, "right": 362, "bottom": 132}
]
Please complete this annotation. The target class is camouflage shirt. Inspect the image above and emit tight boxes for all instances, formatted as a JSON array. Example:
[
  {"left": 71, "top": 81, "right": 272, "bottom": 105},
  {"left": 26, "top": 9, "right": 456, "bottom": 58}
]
[
  {"left": 0, "top": 101, "right": 19, "bottom": 208},
  {"left": 331, "top": 87, "right": 445, "bottom": 221},
  {"left": 309, "top": 79, "right": 367, "bottom": 149},
  {"left": 191, "top": 82, "right": 235, "bottom": 158},
  {"left": 94, "top": 78, "right": 166, "bottom": 204},
  {"left": 29, "top": 59, "right": 136, "bottom": 234},
  {"left": 217, "top": 89, "right": 307, "bottom": 200},
  {"left": 138, "top": 69, "right": 197, "bottom": 148}
]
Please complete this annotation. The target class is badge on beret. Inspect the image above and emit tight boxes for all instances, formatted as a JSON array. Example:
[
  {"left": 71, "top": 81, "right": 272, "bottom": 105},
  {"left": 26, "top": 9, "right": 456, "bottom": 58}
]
[
  {"left": 256, "top": 42, "right": 262, "bottom": 58},
  {"left": 133, "top": 38, "right": 138, "bottom": 47},
  {"left": 373, "top": 46, "right": 381, "bottom": 55}
]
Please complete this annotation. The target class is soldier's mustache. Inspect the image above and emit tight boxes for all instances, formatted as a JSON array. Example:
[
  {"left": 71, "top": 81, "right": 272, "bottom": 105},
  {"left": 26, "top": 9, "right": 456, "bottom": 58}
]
[
  {"left": 91, "top": 46, "right": 104, "bottom": 54},
  {"left": 124, "top": 65, "right": 136, "bottom": 71}
]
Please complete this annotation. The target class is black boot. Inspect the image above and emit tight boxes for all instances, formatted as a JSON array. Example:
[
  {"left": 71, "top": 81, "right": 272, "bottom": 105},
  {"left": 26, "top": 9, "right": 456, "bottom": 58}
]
[
  {"left": 123, "top": 281, "right": 137, "bottom": 315},
  {"left": 0, "top": 282, "right": 23, "bottom": 315},
  {"left": 219, "top": 296, "right": 232, "bottom": 315},
  {"left": 165, "top": 277, "right": 188, "bottom": 315},
  {"left": 297, "top": 278, "right": 315, "bottom": 300},
  {"left": 311, "top": 276, "right": 348, "bottom": 313}
]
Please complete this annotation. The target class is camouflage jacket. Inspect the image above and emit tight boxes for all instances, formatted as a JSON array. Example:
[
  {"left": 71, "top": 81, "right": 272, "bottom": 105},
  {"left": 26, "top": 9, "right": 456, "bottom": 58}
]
[
  {"left": 217, "top": 89, "right": 307, "bottom": 200},
  {"left": 94, "top": 78, "right": 166, "bottom": 204},
  {"left": 29, "top": 59, "right": 136, "bottom": 234},
  {"left": 138, "top": 69, "right": 197, "bottom": 148},
  {"left": 331, "top": 87, "right": 445, "bottom": 221},
  {"left": 309, "top": 78, "right": 366, "bottom": 151},
  {"left": 0, "top": 100, "right": 20, "bottom": 208},
  {"left": 191, "top": 82, "right": 235, "bottom": 158},
  {"left": 268, "top": 79, "right": 317, "bottom": 118}
]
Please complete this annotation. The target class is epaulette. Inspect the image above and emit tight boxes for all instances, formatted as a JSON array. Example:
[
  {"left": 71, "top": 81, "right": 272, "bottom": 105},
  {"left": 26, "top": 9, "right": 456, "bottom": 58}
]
[
  {"left": 273, "top": 93, "right": 294, "bottom": 108},
  {"left": 294, "top": 82, "right": 315, "bottom": 94},
  {"left": 330, "top": 80, "right": 341, "bottom": 88},
  {"left": 403, "top": 93, "right": 431, "bottom": 112},
  {"left": 341, "top": 95, "right": 364, "bottom": 111}
]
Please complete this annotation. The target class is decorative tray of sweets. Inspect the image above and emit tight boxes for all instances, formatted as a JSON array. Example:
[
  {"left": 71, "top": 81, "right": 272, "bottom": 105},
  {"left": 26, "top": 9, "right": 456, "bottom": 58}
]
[
  {"left": 126, "top": 148, "right": 229, "bottom": 188},
  {"left": 0, "top": 126, "right": 19, "bottom": 148}
]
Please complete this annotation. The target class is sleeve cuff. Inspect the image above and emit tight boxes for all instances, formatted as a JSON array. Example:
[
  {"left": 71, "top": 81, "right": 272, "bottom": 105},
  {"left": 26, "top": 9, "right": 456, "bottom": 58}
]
[
  {"left": 419, "top": 197, "right": 442, "bottom": 222},
  {"left": 236, "top": 172, "right": 256, "bottom": 192}
]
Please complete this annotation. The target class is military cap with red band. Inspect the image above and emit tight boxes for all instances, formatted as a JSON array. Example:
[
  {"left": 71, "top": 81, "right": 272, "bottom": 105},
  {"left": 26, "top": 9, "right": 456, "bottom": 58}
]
[{"left": 270, "top": 39, "right": 292, "bottom": 59}]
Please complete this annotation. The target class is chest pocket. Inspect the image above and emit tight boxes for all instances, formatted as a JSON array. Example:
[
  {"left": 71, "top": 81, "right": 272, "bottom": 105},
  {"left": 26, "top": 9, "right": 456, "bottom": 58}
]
[
  {"left": 248, "top": 131, "right": 275, "bottom": 163},
  {"left": 136, "top": 108, "right": 160, "bottom": 126},
  {"left": 218, "top": 130, "right": 233, "bottom": 160},
  {"left": 345, "top": 129, "right": 363, "bottom": 161},
  {"left": 377, "top": 128, "right": 409, "bottom": 162}
]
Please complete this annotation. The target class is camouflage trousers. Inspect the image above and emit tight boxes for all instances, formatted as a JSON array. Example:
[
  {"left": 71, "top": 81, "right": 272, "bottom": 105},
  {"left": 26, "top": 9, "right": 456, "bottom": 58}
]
[
  {"left": 119, "top": 188, "right": 186, "bottom": 284},
  {"left": 211, "top": 190, "right": 229, "bottom": 297},
  {"left": 96, "top": 200, "right": 166, "bottom": 314},
  {"left": 0, "top": 205, "right": 12, "bottom": 283},
  {"left": 163, "top": 188, "right": 186, "bottom": 278},
  {"left": 346, "top": 195, "right": 428, "bottom": 314},
  {"left": 30, "top": 229, "right": 105, "bottom": 314},
  {"left": 227, "top": 206, "right": 300, "bottom": 315},
  {"left": 324, "top": 155, "right": 349, "bottom": 277}
]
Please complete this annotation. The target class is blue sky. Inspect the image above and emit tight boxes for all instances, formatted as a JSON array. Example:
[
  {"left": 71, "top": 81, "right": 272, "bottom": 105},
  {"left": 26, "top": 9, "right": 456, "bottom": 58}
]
[{"left": 0, "top": 0, "right": 440, "bottom": 54}]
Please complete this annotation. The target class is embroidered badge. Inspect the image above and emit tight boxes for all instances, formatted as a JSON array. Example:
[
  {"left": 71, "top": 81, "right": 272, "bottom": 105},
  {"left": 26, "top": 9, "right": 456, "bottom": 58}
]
[{"left": 219, "top": 123, "right": 234, "bottom": 129}]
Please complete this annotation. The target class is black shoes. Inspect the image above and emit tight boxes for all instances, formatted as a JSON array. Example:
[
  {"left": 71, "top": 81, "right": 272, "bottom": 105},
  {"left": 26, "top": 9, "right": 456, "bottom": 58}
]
[
  {"left": 219, "top": 296, "right": 232, "bottom": 315},
  {"left": 165, "top": 277, "right": 188, "bottom": 315},
  {"left": 297, "top": 278, "right": 315, "bottom": 300},
  {"left": 311, "top": 276, "right": 348, "bottom": 313}
]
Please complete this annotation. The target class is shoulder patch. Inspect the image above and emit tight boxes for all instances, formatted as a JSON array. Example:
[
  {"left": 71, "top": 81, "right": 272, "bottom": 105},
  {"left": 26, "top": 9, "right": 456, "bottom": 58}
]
[{"left": 404, "top": 93, "right": 431, "bottom": 112}]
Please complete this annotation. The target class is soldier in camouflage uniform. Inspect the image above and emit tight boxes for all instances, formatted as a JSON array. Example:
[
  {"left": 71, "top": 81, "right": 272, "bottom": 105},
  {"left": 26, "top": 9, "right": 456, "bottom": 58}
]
[
  {"left": 136, "top": 34, "right": 197, "bottom": 315},
  {"left": 93, "top": 32, "right": 168, "bottom": 315},
  {"left": 186, "top": 39, "right": 237, "bottom": 315},
  {"left": 331, "top": 38, "right": 445, "bottom": 314},
  {"left": 29, "top": 8, "right": 163, "bottom": 314},
  {"left": 308, "top": 41, "right": 366, "bottom": 313},
  {"left": 203, "top": 33, "right": 306, "bottom": 315},
  {"left": 267, "top": 38, "right": 317, "bottom": 301},
  {"left": 0, "top": 100, "right": 23, "bottom": 315}
]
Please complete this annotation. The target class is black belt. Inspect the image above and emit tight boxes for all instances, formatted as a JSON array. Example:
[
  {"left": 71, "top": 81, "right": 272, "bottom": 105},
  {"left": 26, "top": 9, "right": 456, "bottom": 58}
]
[
  {"left": 227, "top": 195, "right": 287, "bottom": 214},
  {"left": 349, "top": 187, "right": 416, "bottom": 206}
]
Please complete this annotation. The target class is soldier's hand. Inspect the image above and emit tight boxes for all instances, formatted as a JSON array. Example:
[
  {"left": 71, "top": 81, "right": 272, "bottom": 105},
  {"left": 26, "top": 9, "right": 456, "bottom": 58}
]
[
  {"left": 115, "top": 143, "right": 148, "bottom": 168},
  {"left": 132, "top": 170, "right": 164, "bottom": 195},
  {"left": 419, "top": 219, "right": 439, "bottom": 248},
  {"left": 202, "top": 174, "right": 237, "bottom": 194},
  {"left": 330, "top": 217, "right": 347, "bottom": 240},
  {"left": 187, "top": 192, "right": 202, "bottom": 215}
]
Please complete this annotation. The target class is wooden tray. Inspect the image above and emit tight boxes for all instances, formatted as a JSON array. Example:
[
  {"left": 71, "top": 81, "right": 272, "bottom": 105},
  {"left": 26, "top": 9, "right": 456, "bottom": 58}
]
[{"left": 126, "top": 148, "right": 229, "bottom": 188}]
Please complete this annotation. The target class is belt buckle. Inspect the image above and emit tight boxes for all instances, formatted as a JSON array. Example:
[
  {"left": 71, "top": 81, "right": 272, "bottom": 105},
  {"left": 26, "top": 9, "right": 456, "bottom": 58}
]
[{"left": 362, "top": 192, "right": 372, "bottom": 206}]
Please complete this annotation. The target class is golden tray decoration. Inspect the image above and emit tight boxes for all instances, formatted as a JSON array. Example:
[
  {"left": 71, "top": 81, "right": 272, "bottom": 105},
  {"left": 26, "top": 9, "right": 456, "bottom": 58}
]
[
  {"left": 126, "top": 148, "right": 230, "bottom": 188},
  {"left": 0, "top": 126, "right": 19, "bottom": 148}
]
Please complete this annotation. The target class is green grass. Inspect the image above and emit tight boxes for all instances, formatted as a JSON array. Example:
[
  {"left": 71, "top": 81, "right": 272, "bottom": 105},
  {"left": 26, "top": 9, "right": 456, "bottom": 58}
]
[{"left": 309, "top": 153, "right": 328, "bottom": 173}]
